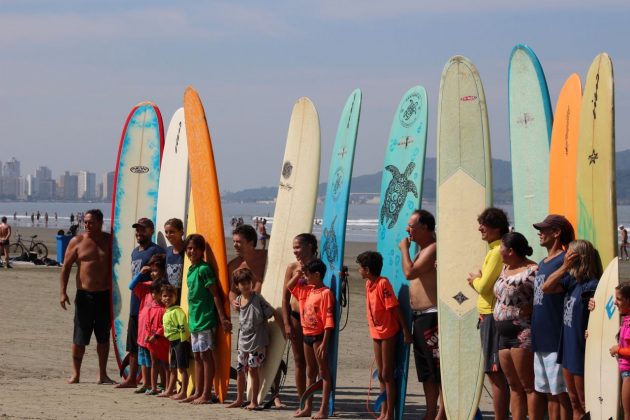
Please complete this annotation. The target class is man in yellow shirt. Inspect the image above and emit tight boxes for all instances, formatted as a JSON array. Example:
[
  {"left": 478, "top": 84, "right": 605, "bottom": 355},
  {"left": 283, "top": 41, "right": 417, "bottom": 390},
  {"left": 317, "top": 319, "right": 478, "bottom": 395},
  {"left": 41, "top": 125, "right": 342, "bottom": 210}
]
[{"left": 467, "top": 207, "right": 510, "bottom": 420}]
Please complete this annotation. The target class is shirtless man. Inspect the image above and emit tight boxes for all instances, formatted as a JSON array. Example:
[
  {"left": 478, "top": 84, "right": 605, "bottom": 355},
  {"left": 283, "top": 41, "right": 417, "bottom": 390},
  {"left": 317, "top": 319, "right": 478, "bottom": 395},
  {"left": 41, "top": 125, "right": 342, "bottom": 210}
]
[
  {"left": 399, "top": 210, "right": 445, "bottom": 420},
  {"left": 0, "top": 216, "right": 12, "bottom": 268},
  {"left": 228, "top": 224, "right": 267, "bottom": 304},
  {"left": 59, "top": 209, "right": 115, "bottom": 384}
]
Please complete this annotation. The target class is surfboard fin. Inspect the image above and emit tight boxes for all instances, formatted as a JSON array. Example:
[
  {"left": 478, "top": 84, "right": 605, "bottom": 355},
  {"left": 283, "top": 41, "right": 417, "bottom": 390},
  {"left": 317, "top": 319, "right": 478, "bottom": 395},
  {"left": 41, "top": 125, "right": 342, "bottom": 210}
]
[
  {"left": 374, "top": 391, "right": 387, "bottom": 412},
  {"left": 299, "top": 379, "right": 324, "bottom": 410}
]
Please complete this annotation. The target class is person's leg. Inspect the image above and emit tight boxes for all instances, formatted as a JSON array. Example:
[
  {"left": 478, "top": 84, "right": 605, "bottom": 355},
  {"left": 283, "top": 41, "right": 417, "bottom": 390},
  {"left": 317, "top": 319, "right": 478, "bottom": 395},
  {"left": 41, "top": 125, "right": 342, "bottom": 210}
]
[
  {"left": 373, "top": 339, "right": 386, "bottom": 420},
  {"left": 116, "top": 316, "right": 139, "bottom": 388},
  {"left": 511, "top": 348, "right": 541, "bottom": 420},
  {"left": 68, "top": 344, "right": 85, "bottom": 383},
  {"left": 312, "top": 339, "right": 331, "bottom": 419},
  {"left": 96, "top": 341, "right": 115, "bottom": 384},
  {"left": 381, "top": 336, "right": 397, "bottom": 420},
  {"left": 227, "top": 369, "right": 246, "bottom": 407},
  {"left": 295, "top": 342, "right": 317, "bottom": 417},
  {"left": 249, "top": 367, "right": 261, "bottom": 408},
  {"left": 622, "top": 375, "right": 630, "bottom": 420},
  {"left": 183, "top": 352, "right": 203, "bottom": 402},
  {"left": 499, "top": 349, "right": 526, "bottom": 420},
  {"left": 573, "top": 375, "right": 585, "bottom": 416},
  {"left": 160, "top": 367, "right": 177, "bottom": 397},
  {"left": 487, "top": 371, "right": 509, "bottom": 420},
  {"left": 290, "top": 314, "right": 306, "bottom": 402},
  {"left": 562, "top": 368, "right": 583, "bottom": 420},
  {"left": 192, "top": 349, "right": 214, "bottom": 404},
  {"left": 149, "top": 352, "right": 159, "bottom": 393},
  {"left": 412, "top": 314, "right": 441, "bottom": 419}
]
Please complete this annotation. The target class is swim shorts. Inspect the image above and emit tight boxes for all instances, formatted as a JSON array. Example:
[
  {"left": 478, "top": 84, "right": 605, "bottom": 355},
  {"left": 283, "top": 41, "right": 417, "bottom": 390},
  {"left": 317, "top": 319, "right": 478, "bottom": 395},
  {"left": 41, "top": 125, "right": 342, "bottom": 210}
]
[
  {"left": 412, "top": 311, "right": 440, "bottom": 383},
  {"left": 169, "top": 340, "right": 191, "bottom": 370},
  {"left": 495, "top": 319, "right": 532, "bottom": 350},
  {"left": 0, "top": 239, "right": 8, "bottom": 246},
  {"left": 534, "top": 351, "right": 567, "bottom": 395},
  {"left": 303, "top": 333, "right": 324, "bottom": 346},
  {"left": 478, "top": 314, "right": 501, "bottom": 373},
  {"left": 126, "top": 315, "right": 138, "bottom": 354},
  {"left": 73, "top": 289, "right": 111, "bottom": 346},
  {"left": 622, "top": 371, "right": 630, "bottom": 379},
  {"left": 236, "top": 348, "right": 266, "bottom": 372},
  {"left": 191, "top": 328, "right": 216, "bottom": 353},
  {"left": 138, "top": 345, "right": 151, "bottom": 367}
]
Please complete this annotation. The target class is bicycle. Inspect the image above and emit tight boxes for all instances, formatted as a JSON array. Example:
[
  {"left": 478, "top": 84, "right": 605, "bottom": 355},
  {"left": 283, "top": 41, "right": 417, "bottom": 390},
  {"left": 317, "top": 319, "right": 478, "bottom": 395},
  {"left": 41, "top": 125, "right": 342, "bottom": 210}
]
[{"left": 8, "top": 234, "right": 48, "bottom": 260}]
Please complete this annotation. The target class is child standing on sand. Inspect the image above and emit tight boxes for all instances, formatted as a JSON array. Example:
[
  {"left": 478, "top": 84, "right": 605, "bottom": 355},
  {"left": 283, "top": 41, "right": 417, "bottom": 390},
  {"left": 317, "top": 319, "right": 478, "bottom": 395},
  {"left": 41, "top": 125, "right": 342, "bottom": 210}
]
[
  {"left": 145, "top": 275, "right": 169, "bottom": 396},
  {"left": 609, "top": 282, "right": 630, "bottom": 420},
  {"left": 164, "top": 218, "right": 185, "bottom": 304},
  {"left": 227, "top": 267, "right": 279, "bottom": 410},
  {"left": 159, "top": 283, "right": 191, "bottom": 399},
  {"left": 357, "top": 251, "right": 412, "bottom": 420},
  {"left": 183, "top": 234, "right": 232, "bottom": 404}
]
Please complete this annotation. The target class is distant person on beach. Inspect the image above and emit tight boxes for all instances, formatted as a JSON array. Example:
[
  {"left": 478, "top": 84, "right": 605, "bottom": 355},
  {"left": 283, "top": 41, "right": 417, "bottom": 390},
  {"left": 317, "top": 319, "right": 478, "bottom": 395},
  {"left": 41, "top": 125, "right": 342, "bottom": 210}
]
[
  {"left": 258, "top": 219, "right": 270, "bottom": 250},
  {"left": 467, "top": 207, "right": 510, "bottom": 420},
  {"left": 70, "top": 213, "right": 75, "bottom": 224},
  {"left": 164, "top": 218, "right": 185, "bottom": 304},
  {"left": 531, "top": 215, "right": 575, "bottom": 419},
  {"left": 0, "top": 216, "right": 12, "bottom": 268},
  {"left": 45, "top": 212, "right": 49, "bottom": 226},
  {"left": 115, "top": 218, "right": 165, "bottom": 389},
  {"left": 399, "top": 210, "right": 445, "bottom": 419},
  {"left": 55, "top": 212, "right": 58, "bottom": 222},
  {"left": 59, "top": 209, "right": 115, "bottom": 384},
  {"left": 13, "top": 212, "right": 16, "bottom": 221},
  {"left": 30, "top": 213, "right": 34, "bottom": 224},
  {"left": 237, "top": 217, "right": 244, "bottom": 227},
  {"left": 620, "top": 225, "right": 629, "bottom": 260},
  {"left": 182, "top": 233, "right": 232, "bottom": 404},
  {"left": 358, "top": 250, "right": 412, "bottom": 420},
  {"left": 36, "top": 210, "right": 40, "bottom": 221},
  {"left": 542, "top": 239, "right": 601, "bottom": 419},
  {"left": 283, "top": 233, "right": 319, "bottom": 413}
]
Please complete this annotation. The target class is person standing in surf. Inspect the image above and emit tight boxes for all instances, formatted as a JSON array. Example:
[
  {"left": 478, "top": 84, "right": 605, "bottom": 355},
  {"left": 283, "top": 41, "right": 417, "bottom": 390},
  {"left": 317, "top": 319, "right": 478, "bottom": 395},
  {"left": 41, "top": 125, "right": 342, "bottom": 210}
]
[
  {"left": 467, "top": 207, "right": 510, "bottom": 420},
  {"left": 115, "top": 218, "right": 165, "bottom": 389},
  {"left": 164, "top": 218, "right": 185, "bottom": 304},
  {"left": 283, "top": 233, "right": 319, "bottom": 413},
  {"left": 399, "top": 210, "right": 445, "bottom": 419},
  {"left": 531, "top": 215, "right": 574, "bottom": 419},
  {"left": 620, "top": 225, "right": 629, "bottom": 261},
  {"left": 0, "top": 216, "right": 12, "bottom": 268},
  {"left": 59, "top": 209, "right": 115, "bottom": 384}
]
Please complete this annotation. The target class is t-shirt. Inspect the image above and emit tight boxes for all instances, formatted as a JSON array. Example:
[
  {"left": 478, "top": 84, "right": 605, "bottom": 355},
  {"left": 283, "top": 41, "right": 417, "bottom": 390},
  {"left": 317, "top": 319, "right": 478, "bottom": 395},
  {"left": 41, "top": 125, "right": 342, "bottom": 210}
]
[
  {"left": 290, "top": 284, "right": 335, "bottom": 337},
  {"left": 237, "top": 292, "right": 274, "bottom": 352},
  {"left": 471, "top": 240, "right": 503, "bottom": 315},
  {"left": 131, "top": 278, "right": 153, "bottom": 348},
  {"left": 166, "top": 246, "right": 184, "bottom": 288},
  {"left": 187, "top": 262, "right": 218, "bottom": 333},
  {"left": 130, "top": 242, "right": 165, "bottom": 316},
  {"left": 163, "top": 305, "right": 190, "bottom": 342},
  {"left": 365, "top": 277, "right": 400, "bottom": 340},
  {"left": 493, "top": 265, "right": 537, "bottom": 322},
  {"left": 557, "top": 275, "right": 598, "bottom": 376},
  {"left": 531, "top": 252, "right": 567, "bottom": 353},
  {"left": 146, "top": 300, "right": 169, "bottom": 363},
  {"left": 618, "top": 315, "right": 630, "bottom": 372}
]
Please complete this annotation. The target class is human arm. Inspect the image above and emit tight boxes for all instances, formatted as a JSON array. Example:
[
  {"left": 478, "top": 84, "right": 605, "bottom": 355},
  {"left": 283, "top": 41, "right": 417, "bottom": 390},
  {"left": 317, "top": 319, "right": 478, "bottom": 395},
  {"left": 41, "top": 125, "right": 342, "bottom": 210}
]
[
  {"left": 128, "top": 271, "right": 150, "bottom": 291},
  {"left": 468, "top": 248, "right": 503, "bottom": 296},
  {"left": 208, "top": 283, "right": 232, "bottom": 333},
  {"left": 282, "top": 263, "right": 299, "bottom": 338},
  {"left": 399, "top": 239, "right": 436, "bottom": 280},
  {"left": 316, "top": 328, "right": 332, "bottom": 359},
  {"left": 396, "top": 306, "right": 412, "bottom": 344},
  {"left": 59, "top": 237, "right": 80, "bottom": 309},
  {"left": 542, "top": 250, "right": 578, "bottom": 294}
]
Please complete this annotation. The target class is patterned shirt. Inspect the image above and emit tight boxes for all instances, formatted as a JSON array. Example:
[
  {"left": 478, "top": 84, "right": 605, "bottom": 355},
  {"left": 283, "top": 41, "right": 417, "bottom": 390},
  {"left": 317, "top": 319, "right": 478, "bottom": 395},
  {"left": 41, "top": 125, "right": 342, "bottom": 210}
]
[{"left": 493, "top": 265, "right": 537, "bottom": 322}]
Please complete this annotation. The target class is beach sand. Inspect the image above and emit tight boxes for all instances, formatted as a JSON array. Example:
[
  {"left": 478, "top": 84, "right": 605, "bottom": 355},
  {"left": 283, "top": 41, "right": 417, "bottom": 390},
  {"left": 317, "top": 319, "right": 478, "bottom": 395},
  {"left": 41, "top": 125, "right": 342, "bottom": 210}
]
[{"left": 2, "top": 226, "right": 628, "bottom": 419}]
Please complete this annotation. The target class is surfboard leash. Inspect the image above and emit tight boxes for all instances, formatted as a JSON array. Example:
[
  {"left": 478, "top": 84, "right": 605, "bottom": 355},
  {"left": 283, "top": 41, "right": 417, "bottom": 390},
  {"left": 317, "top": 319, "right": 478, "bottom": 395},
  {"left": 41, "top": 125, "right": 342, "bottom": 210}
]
[
  {"left": 338, "top": 266, "right": 350, "bottom": 331},
  {"left": 365, "top": 357, "right": 380, "bottom": 419}
]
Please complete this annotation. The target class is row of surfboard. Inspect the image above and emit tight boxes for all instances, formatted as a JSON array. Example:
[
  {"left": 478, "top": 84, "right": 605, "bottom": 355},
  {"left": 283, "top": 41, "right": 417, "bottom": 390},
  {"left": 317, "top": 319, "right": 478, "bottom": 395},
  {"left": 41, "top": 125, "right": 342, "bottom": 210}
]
[{"left": 108, "top": 43, "right": 618, "bottom": 419}]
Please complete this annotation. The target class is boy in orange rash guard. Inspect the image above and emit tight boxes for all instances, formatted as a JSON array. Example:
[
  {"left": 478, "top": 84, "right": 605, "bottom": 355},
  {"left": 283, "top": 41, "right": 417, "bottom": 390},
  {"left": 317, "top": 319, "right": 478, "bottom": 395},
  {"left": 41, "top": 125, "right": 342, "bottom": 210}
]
[
  {"left": 287, "top": 258, "right": 335, "bottom": 419},
  {"left": 357, "top": 251, "right": 412, "bottom": 420}
]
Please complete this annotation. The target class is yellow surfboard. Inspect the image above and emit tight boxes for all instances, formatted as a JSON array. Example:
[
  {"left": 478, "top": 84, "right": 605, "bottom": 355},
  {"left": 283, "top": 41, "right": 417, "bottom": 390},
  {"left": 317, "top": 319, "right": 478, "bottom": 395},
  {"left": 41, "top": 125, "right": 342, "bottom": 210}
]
[
  {"left": 576, "top": 53, "right": 617, "bottom": 266},
  {"left": 549, "top": 74, "right": 581, "bottom": 231},
  {"left": 179, "top": 191, "right": 196, "bottom": 396}
]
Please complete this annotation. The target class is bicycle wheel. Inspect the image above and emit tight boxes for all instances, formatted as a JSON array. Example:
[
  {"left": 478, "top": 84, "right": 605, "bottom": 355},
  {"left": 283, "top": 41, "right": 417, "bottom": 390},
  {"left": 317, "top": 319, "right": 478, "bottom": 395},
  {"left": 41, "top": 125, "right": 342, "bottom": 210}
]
[
  {"left": 8, "top": 243, "right": 26, "bottom": 259},
  {"left": 32, "top": 242, "right": 48, "bottom": 260}
]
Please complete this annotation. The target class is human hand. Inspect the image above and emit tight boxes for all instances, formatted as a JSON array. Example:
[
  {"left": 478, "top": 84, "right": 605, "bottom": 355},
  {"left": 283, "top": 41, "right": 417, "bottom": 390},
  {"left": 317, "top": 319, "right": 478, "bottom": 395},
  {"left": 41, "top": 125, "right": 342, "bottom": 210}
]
[
  {"left": 403, "top": 330, "right": 413, "bottom": 345},
  {"left": 316, "top": 343, "right": 328, "bottom": 360},
  {"left": 562, "top": 249, "right": 579, "bottom": 269},
  {"left": 140, "top": 266, "right": 151, "bottom": 275},
  {"left": 60, "top": 292, "right": 70, "bottom": 310},
  {"left": 147, "top": 335, "right": 155, "bottom": 343},
  {"left": 610, "top": 344, "right": 619, "bottom": 357},
  {"left": 399, "top": 237, "right": 410, "bottom": 250},
  {"left": 222, "top": 318, "right": 232, "bottom": 333},
  {"left": 588, "top": 298, "right": 596, "bottom": 311},
  {"left": 284, "top": 323, "right": 294, "bottom": 340},
  {"left": 232, "top": 298, "right": 241, "bottom": 311}
]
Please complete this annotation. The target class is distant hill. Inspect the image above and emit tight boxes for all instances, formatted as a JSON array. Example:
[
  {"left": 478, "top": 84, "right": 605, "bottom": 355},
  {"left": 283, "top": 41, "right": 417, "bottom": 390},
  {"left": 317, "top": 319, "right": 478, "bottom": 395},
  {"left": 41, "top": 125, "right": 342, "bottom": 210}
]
[{"left": 222, "top": 150, "right": 630, "bottom": 204}]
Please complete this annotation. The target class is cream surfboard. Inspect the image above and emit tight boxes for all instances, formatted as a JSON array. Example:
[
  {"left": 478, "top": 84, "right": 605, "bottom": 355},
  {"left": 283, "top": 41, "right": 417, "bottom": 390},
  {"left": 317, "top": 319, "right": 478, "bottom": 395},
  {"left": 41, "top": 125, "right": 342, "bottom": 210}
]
[
  {"left": 585, "top": 257, "right": 620, "bottom": 419},
  {"left": 179, "top": 190, "right": 196, "bottom": 395},
  {"left": 437, "top": 56, "right": 490, "bottom": 420},
  {"left": 255, "top": 97, "right": 321, "bottom": 402},
  {"left": 576, "top": 53, "right": 617, "bottom": 266}
]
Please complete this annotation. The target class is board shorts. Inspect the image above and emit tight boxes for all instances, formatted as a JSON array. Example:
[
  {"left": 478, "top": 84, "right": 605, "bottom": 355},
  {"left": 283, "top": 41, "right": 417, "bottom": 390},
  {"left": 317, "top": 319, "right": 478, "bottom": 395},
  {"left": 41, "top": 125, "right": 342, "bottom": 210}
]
[
  {"left": 169, "top": 340, "right": 191, "bottom": 370},
  {"left": 138, "top": 346, "right": 151, "bottom": 367},
  {"left": 412, "top": 310, "right": 440, "bottom": 383},
  {"left": 126, "top": 315, "right": 138, "bottom": 354},
  {"left": 237, "top": 348, "right": 266, "bottom": 372},
  {"left": 534, "top": 351, "right": 567, "bottom": 395},
  {"left": 478, "top": 314, "right": 501, "bottom": 373},
  {"left": 191, "top": 328, "right": 216, "bottom": 353},
  {"left": 303, "top": 333, "right": 324, "bottom": 346},
  {"left": 0, "top": 239, "right": 8, "bottom": 246},
  {"left": 73, "top": 289, "right": 111, "bottom": 346},
  {"left": 621, "top": 371, "right": 630, "bottom": 379},
  {"left": 495, "top": 319, "right": 532, "bottom": 350}
]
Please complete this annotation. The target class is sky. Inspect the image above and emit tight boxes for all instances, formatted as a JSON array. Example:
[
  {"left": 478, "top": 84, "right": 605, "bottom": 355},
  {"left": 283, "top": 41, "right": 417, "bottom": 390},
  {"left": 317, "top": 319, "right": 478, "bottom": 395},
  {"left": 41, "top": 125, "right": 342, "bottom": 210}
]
[{"left": 1, "top": 0, "right": 629, "bottom": 191}]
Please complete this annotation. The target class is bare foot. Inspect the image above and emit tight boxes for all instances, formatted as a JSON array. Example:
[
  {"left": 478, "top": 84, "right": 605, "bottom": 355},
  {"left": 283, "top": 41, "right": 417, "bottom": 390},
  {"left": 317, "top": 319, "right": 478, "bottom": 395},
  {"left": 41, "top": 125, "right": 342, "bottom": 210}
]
[
  {"left": 191, "top": 395, "right": 213, "bottom": 404},
  {"left": 294, "top": 408, "right": 311, "bottom": 418},
  {"left": 67, "top": 375, "right": 80, "bottom": 384},
  {"left": 157, "top": 390, "right": 174, "bottom": 398},
  {"left": 181, "top": 393, "right": 200, "bottom": 403},
  {"left": 245, "top": 402, "right": 259, "bottom": 410},
  {"left": 273, "top": 396, "right": 286, "bottom": 408},
  {"left": 114, "top": 380, "right": 137, "bottom": 389},
  {"left": 226, "top": 400, "right": 244, "bottom": 408},
  {"left": 171, "top": 392, "right": 187, "bottom": 401},
  {"left": 312, "top": 410, "right": 328, "bottom": 419},
  {"left": 97, "top": 376, "right": 117, "bottom": 385}
]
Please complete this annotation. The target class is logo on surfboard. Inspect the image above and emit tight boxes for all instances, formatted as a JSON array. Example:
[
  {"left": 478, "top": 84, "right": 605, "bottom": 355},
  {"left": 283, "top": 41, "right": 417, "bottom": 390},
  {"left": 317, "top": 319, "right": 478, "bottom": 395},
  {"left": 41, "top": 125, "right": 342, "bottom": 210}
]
[
  {"left": 399, "top": 92, "right": 421, "bottom": 128},
  {"left": 282, "top": 161, "right": 293, "bottom": 179},
  {"left": 380, "top": 162, "right": 418, "bottom": 229},
  {"left": 130, "top": 166, "right": 149, "bottom": 174},
  {"left": 606, "top": 295, "right": 616, "bottom": 319}
]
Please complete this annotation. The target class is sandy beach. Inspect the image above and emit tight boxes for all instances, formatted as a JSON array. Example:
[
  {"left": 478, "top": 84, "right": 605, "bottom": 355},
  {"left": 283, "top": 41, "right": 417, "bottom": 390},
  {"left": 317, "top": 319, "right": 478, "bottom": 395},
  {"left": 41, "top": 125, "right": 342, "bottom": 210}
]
[{"left": 1, "top": 225, "right": 628, "bottom": 419}]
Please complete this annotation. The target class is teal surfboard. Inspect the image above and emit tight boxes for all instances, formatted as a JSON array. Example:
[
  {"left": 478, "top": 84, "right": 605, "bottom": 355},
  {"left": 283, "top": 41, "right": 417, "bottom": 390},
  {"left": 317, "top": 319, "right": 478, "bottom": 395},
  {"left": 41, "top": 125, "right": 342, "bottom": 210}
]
[
  {"left": 508, "top": 44, "right": 552, "bottom": 262},
  {"left": 320, "top": 89, "right": 361, "bottom": 415},
  {"left": 377, "top": 86, "right": 427, "bottom": 420}
]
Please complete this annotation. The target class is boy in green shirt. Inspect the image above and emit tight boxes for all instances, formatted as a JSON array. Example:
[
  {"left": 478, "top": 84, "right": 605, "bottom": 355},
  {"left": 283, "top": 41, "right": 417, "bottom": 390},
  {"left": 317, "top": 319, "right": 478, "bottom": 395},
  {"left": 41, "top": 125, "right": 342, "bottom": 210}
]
[{"left": 160, "top": 283, "right": 191, "bottom": 400}]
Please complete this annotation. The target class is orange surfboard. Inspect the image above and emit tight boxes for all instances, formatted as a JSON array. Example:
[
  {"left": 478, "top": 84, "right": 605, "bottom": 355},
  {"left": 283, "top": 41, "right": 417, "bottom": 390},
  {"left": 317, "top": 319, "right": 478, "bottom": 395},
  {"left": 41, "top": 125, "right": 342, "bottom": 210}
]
[
  {"left": 549, "top": 74, "right": 581, "bottom": 230},
  {"left": 184, "top": 86, "right": 231, "bottom": 403}
]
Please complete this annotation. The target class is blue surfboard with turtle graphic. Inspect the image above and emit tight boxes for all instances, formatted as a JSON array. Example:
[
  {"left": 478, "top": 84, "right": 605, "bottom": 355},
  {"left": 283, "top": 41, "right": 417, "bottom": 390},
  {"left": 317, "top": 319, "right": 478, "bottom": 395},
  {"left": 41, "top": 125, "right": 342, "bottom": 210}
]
[
  {"left": 377, "top": 86, "right": 427, "bottom": 420},
  {"left": 320, "top": 89, "right": 362, "bottom": 416}
]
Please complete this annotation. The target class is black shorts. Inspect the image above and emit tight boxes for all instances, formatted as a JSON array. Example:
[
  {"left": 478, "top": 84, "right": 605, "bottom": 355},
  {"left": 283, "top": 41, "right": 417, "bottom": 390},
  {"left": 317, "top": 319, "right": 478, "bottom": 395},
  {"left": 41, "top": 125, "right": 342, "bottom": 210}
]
[
  {"left": 126, "top": 315, "right": 138, "bottom": 354},
  {"left": 169, "top": 340, "right": 191, "bottom": 369},
  {"left": 412, "top": 311, "right": 440, "bottom": 383},
  {"left": 303, "top": 333, "right": 324, "bottom": 346},
  {"left": 478, "top": 314, "right": 501, "bottom": 373},
  {"left": 73, "top": 289, "right": 111, "bottom": 346}
]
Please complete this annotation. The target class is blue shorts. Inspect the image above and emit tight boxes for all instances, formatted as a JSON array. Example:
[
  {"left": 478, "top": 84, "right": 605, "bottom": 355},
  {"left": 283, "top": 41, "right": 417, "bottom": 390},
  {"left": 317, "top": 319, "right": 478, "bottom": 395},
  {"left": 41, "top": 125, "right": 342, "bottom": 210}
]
[
  {"left": 621, "top": 371, "right": 630, "bottom": 379},
  {"left": 138, "top": 346, "right": 151, "bottom": 367}
]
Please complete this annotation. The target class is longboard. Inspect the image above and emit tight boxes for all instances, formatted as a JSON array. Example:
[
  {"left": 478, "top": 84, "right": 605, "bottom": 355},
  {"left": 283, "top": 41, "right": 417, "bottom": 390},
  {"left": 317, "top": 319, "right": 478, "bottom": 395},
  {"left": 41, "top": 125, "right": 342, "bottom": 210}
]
[
  {"left": 508, "top": 44, "right": 552, "bottom": 263},
  {"left": 549, "top": 74, "right": 581, "bottom": 230},
  {"left": 179, "top": 190, "right": 196, "bottom": 395},
  {"left": 110, "top": 102, "right": 164, "bottom": 373},
  {"left": 256, "top": 97, "right": 321, "bottom": 402},
  {"left": 319, "top": 89, "right": 361, "bottom": 415},
  {"left": 376, "top": 86, "right": 428, "bottom": 420},
  {"left": 576, "top": 53, "right": 617, "bottom": 266},
  {"left": 585, "top": 257, "right": 620, "bottom": 419},
  {"left": 183, "top": 87, "right": 231, "bottom": 402},
  {"left": 156, "top": 108, "right": 189, "bottom": 248},
  {"left": 436, "top": 56, "right": 490, "bottom": 420}
]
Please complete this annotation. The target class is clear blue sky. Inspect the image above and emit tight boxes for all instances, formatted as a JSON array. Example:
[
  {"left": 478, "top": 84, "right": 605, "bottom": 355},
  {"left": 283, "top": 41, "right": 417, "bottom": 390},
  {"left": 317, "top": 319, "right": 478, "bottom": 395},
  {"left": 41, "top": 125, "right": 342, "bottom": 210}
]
[{"left": 2, "top": 1, "right": 629, "bottom": 191}]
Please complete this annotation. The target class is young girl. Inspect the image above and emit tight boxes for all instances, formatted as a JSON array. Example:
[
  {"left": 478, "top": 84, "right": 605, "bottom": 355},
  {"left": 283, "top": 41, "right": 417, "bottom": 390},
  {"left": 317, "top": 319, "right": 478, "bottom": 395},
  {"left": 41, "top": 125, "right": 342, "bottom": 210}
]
[
  {"left": 609, "top": 282, "right": 630, "bottom": 419},
  {"left": 145, "top": 279, "right": 169, "bottom": 395},
  {"left": 227, "top": 268, "right": 279, "bottom": 410},
  {"left": 164, "top": 218, "right": 185, "bottom": 304},
  {"left": 183, "top": 234, "right": 232, "bottom": 404},
  {"left": 287, "top": 259, "right": 335, "bottom": 419},
  {"left": 542, "top": 239, "right": 602, "bottom": 419},
  {"left": 283, "top": 233, "right": 318, "bottom": 412},
  {"left": 357, "top": 251, "right": 412, "bottom": 420},
  {"left": 160, "top": 283, "right": 191, "bottom": 400}
]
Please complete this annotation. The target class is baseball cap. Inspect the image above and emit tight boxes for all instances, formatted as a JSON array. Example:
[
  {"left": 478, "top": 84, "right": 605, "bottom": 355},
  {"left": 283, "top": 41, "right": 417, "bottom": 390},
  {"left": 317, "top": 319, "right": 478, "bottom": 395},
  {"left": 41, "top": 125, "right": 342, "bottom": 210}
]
[
  {"left": 132, "top": 217, "right": 154, "bottom": 230},
  {"left": 532, "top": 214, "right": 571, "bottom": 230}
]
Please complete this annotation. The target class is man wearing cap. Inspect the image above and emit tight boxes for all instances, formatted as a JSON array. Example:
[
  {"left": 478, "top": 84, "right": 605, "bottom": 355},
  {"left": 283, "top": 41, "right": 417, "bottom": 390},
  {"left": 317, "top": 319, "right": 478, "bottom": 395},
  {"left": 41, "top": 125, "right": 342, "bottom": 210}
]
[
  {"left": 115, "top": 217, "right": 165, "bottom": 389},
  {"left": 620, "top": 225, "right": 628, "bottom": 260},
  {"left": 530, "top": 215, "right": 575, "bottom": 419}
]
